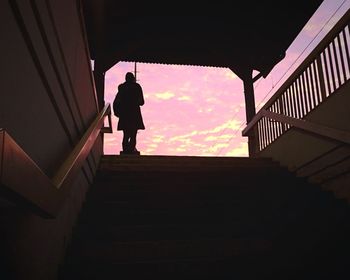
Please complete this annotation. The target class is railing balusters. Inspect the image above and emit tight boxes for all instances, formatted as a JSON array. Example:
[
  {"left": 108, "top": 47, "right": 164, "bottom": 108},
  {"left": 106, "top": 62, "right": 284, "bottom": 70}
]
[
  {"left": 286, "top": 88, "right": 294, "bottom": 117},
  {"left": 292, "top": 81, "right": 301, "bottom": 119},
  {"left": 322, "top": 51, "right": 332, "bottom": 96},
  {"left": 264, "top": 117, "right": 269, "bottom": 148},
  {"left": 304, "top": 69, "right": 310, "bottom": 110},
  {"left": 283, "top": 91, "right": 290, "bottom": 116},
  {"left": 294, "top": 78, "right": 301, "bottom": 117},
  {"left": 332, "top": 38, "right": 342, "bottom": 88},
  {"left": 316, "top": 55, "right": 327, "bottom": 101},
  {"left": 326, "top": 45, "right": 337, "bottom": 93},
  {"left": 243, "top": 12, "right": 350, "bottom": 154},
  {"left": 274, "top": 102, "right": 279, "bottom": 138},
  {"left": 267, "top": 116, "right": 272, "bottom": 146},
  {"left": 290, "top": 84, "right": 298, "bottom": 118},
  {"left": 277, "top": 97, "right": 284, "bottom": 135},
  {"left": 305, "top": 66, "right": 315, "bottom": 110},
  {"left": 262, "top": 117, "right": 267, "bottom": 148},
  {"left": 309, "top": 61, "right": 317, "bottom": 107},
  {"left": 312, "top": 60, "right": 321, "bottom": 105},
  {"left": 274, "top": 101, "right": 279, "bottom": 138},
  {"left": 337, "top": 34, "right": 346, "bottom": 84},
  {"left": 342, "top": 27, "right": 350, "bottom": 77},
  {"left": 257, "top": 120, "right": 262, "bottom": 150},
  {"left": 297, "top": 76, "right": 306, "bottom": 117},
  {"left": 280, "top": 94, "right": 287, "bottom": 131},
  {"left": 301, "top": 71, "right": 309, "bottom": 112},
  {"left": 261, "top": 118, "right": 266, "bottom": 149},
  {"left": 271, "top": 104, "right": 276, "bottom": 141},
  {"left": 267, "top": 106, "right": 272, "bottom": 144},
  {"left": 336, "top": 34, "right": 346, "bottom": 85},
  {"left": 287, "top": 88, "right": 294, "bottom": 118}
]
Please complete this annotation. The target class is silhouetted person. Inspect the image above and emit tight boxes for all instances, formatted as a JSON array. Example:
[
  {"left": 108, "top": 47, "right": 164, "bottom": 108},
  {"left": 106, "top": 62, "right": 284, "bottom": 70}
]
[{"left": 113, "top": 72, "right": 145, "bottom": 154}]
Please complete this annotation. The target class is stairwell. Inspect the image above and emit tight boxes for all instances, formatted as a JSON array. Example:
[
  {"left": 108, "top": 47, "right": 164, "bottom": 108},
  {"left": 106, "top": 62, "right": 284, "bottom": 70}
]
[{"left": 59, "top": 155, "right": 350, "bottom": 280}]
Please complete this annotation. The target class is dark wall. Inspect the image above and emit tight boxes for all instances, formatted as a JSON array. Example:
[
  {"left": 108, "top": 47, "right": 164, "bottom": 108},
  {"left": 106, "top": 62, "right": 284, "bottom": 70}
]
[
  {"left": 0, "top": 0, "right": 99, "bottom": 175},
  {"left": 0, "top": 0, "right": 103, "bottom": 279}
]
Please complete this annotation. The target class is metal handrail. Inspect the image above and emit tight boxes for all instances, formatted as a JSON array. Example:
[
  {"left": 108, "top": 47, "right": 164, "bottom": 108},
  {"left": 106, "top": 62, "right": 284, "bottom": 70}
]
[
  {"left": 243, "top": 109, "right": 350, "bottom": 145},
  {"left": 0, "top": 103, "right": 112, "bottom": 218}
]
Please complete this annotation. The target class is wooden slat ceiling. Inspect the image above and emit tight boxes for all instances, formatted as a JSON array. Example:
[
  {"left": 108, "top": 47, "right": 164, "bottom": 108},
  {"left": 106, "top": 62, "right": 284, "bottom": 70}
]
[{"left": 82, "top": 1, "right": 323, "bottom": 79}]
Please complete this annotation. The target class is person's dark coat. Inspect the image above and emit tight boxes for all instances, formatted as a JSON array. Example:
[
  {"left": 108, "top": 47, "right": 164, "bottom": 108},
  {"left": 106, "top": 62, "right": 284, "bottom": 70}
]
[{"left": 114, "top": 81, "right": 145, "bottom": 131}]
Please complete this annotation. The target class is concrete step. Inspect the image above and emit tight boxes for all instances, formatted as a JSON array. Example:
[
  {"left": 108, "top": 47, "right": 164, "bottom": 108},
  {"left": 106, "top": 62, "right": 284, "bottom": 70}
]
[
  {"left": 59, "top": 255, "right": 270, "bottom": 280},
  {"left": 60, "top": 155, "right": 350, "bottom": 280},
  {"left": 86, "top": 176, "right": 331, "bottom": 203},
  {"left": 93, "top": 168, "right": 302, "bottom": 191},
  {"left": 100, "top": 155, "right": 277, "bottom": 166},
  {"left": 61, "top": 236, "right": 350, "bottom": 280},
  {"left": 71, "top": 223, "right": 271, "bottom": 242},
  {"left": 97, "top": 162, "right": 284, "bottom": 173},
  {"left": 64, "top": 237, "right": 271, "bottom": 264}
]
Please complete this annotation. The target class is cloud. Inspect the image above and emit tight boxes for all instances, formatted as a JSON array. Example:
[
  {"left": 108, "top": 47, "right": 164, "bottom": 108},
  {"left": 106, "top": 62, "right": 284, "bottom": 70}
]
[
  {"left": 204, "top": 134, "right": 232, "bottom": 142},
  {"left": 169, "top": 130, "right": 199, "bottom": 142},
  {"left": 226, "top": 142, "right": 248, "bottom": 157},
  {"left": 154, "top": 91, "right": 175, "bottom": 100},
  {"left": 205, "top": 119, "right": 241, "bottom": 134},
  {"left": 177, "top": 95, "right": 191, "bottom": 101},
  {"left": 152, "top": 135, "right": 164, "bottom": 143},
  {"left": 224, "top": 71, "right": 238, "bottom": 80},
  {"left": 197, "top": 108, "right": 214, "bottom": 113},
  {"left": 179, "top": 81, "right": 192, "bottom": 92},
  {"left": 168, "top": 118, "right": 241, "bottom": 147},
  {"left": 148, "top": 143, "right": 158, "bottom": 148},
  {"left": 205, "top": 97, "right": 219, "bottom": 104},
  {"left": 144, "top": 148, "right": 156, "bottom": 154},
  {"left": 206, "top": 143, "right": 230, "bottom": 154}
]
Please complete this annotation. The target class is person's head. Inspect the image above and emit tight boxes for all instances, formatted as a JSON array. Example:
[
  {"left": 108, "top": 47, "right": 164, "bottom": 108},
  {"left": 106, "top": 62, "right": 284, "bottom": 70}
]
[{"left": 125, "top": 72, "right": 135, "bottom": 83}]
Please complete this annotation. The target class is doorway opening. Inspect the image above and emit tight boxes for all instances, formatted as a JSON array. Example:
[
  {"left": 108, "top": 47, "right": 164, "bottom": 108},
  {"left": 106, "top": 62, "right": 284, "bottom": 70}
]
[{"left": 103, "top": 62, "right": 248, "bottom": 157}]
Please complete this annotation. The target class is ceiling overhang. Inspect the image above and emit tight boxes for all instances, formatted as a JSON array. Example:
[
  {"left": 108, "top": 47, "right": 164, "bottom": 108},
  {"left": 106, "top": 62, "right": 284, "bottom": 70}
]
[{"left": 82, "top": 1, "right": 323, "bottom": 80}]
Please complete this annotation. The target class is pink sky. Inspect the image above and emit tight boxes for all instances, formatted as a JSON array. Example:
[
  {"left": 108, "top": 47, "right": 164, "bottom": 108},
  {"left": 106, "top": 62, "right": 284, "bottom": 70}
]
[{"left": 103, "top": 0, "right": 350, "bottom": 156}]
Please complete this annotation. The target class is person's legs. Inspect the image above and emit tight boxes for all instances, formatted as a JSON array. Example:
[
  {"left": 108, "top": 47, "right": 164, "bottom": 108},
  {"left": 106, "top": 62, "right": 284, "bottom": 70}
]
[
  {"left": 122, "top": 130, "right": 131, "bottom": 152},
  {"left": 129, "top": 130, "right": 137, "bottom": 152},
  {"left": 122, "top": 129, "right": 138, "bottom": 153}
]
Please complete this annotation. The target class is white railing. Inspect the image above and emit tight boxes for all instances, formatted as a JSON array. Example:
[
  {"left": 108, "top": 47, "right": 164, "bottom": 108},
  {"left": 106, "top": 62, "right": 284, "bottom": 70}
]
[{"left": 243, "top": 10, "right": 350, "bottom": 153}]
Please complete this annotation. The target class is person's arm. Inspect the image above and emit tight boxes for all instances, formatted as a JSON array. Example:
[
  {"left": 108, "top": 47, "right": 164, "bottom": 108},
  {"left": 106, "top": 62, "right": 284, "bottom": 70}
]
[
  {"left": 113, "top": 85, "right": 123, "bottom": 117},
  {"left": 138, "top": 84, "right": 145, "bottom": 106}
]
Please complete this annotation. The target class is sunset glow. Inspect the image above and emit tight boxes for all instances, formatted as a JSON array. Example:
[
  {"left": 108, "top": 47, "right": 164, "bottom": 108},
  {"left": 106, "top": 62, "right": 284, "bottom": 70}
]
[{"left": 103, "top": 0, "right": 349, "bottom": 156}]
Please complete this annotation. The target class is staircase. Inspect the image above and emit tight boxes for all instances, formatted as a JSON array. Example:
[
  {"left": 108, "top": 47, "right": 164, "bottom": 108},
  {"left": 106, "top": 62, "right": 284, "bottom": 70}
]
[{"left": 59, "top": 155, "right": 350, "bottom": 280}]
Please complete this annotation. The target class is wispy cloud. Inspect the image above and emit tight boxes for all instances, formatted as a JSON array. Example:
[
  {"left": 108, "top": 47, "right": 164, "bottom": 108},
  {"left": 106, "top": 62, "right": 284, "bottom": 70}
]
[
  {"left": 154, "top": 91, "right": 175, "bottom": 100},
  {"left": 224, "top": 71, "right": 238, "bottom": 80},
  {"left": 205, "top": 119, "right": 241, "bottom": 134},
  {"left": 226, "top": 142, "right": 248, "bottom": 157},
  {"left": 169, "top": 131, "right": 199, "bottom": 142},
  {"left": 204, "top": 134, "right": 232, "bottom": 142},
  {"left": 177, "top": 95, "right": 191, "bottom": 101},
  {"left": 205, "top": 143, "right": 230, "bottom": 154},
  {"left": 152, "top": 135, "right": 164, "bottom": 143}
]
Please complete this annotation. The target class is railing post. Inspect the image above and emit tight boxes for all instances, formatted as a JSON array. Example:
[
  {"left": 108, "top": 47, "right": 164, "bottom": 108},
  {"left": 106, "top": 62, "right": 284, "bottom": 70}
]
[
  {"left": 93, "top": 59, "right": 106, "bottom": 111},
  {"left": 243, "top": 71, "right": 258, "bottom": 157},
  {"left": 276, "top": 96, "right": 284, "bottom": 134},
  {"left": 316, "top": 56, "right": 327, "bottom": 101}
]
